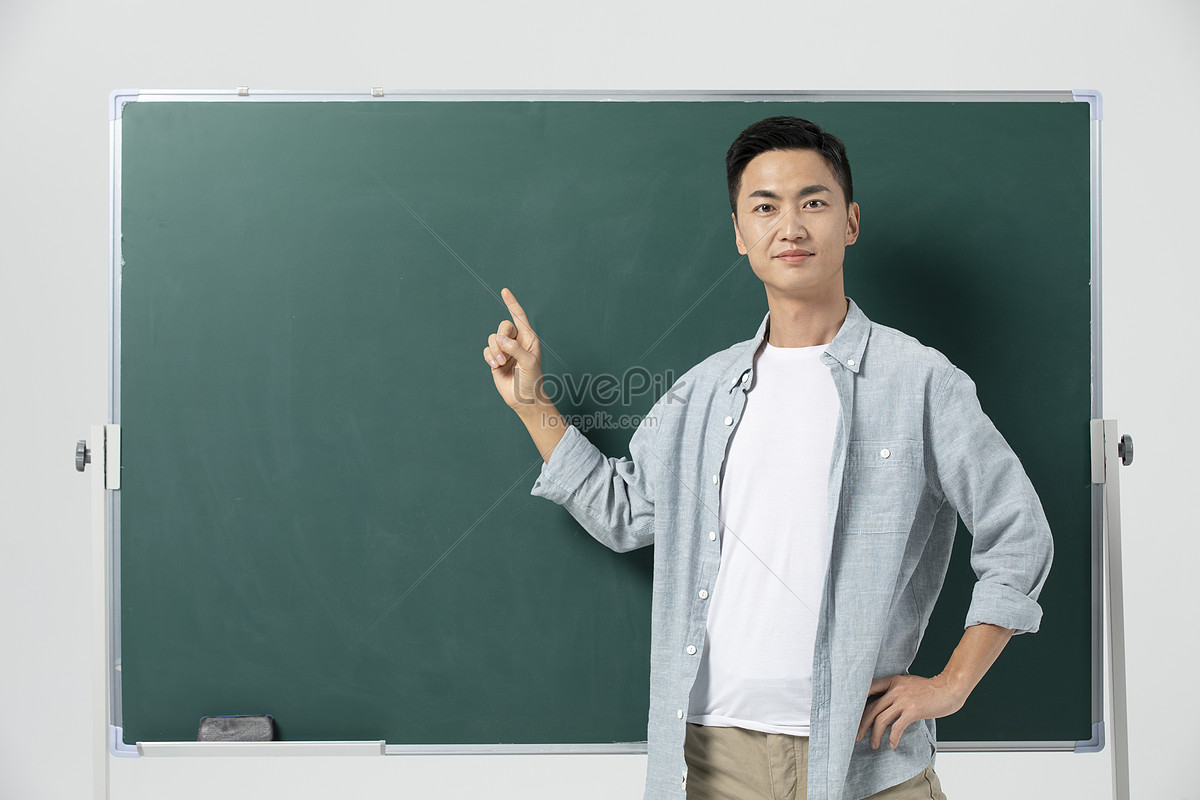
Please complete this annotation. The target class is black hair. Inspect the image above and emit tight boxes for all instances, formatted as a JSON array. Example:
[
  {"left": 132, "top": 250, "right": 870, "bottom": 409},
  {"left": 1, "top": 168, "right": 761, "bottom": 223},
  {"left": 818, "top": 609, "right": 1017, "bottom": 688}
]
[{"left": 725, "top": 116, "right": 854, "bottom": 215}]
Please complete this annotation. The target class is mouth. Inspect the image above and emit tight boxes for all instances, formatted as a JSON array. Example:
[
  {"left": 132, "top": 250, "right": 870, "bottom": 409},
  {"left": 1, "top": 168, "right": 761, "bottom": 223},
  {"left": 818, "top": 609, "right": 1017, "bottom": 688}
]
[{"left": 774, "top": 249, "right": 814, "bottom": 263}]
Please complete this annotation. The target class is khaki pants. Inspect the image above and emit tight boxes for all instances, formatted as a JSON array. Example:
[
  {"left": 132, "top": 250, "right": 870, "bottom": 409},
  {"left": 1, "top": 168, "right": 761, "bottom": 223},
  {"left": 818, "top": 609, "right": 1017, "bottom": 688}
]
[{"left": 684, "top": 723, "right": 947, "bottom": 800}]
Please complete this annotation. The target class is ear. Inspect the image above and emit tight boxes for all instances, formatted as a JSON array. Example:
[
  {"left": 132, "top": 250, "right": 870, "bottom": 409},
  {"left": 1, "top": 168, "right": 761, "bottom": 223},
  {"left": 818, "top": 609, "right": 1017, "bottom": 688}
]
[
  {"left": 844, "top": 202, "right": 860, "bottom": 246},
  {"left": 733, "top": 212, "right": 748, "bottom": 255}
]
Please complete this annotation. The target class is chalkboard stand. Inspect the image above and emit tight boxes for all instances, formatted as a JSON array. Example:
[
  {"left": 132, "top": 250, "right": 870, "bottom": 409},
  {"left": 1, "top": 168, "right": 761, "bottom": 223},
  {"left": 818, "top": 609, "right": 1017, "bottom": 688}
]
[{"left": 1090, "top": 420, "right": 1132, "bottom": 800}]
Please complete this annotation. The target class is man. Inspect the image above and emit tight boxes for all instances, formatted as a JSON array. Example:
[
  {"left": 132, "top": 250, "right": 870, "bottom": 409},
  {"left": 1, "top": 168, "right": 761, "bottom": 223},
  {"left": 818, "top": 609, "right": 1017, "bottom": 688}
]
[{"left": 482, "top": 116, "right": 1052, "bottom": 800}]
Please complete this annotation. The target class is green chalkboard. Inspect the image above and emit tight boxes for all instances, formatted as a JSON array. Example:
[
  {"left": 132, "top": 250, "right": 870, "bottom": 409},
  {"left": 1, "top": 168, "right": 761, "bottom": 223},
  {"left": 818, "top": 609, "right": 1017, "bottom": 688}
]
[{"left": 116, "top": 96, "right": 1095, "bottom": 748}]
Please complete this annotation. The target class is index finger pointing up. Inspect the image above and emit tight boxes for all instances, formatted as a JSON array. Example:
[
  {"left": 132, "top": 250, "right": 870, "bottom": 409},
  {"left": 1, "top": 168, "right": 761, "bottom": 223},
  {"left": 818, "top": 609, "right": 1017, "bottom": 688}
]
[{"left": 501, "top": 287, "right": 535, "bottom": 335}]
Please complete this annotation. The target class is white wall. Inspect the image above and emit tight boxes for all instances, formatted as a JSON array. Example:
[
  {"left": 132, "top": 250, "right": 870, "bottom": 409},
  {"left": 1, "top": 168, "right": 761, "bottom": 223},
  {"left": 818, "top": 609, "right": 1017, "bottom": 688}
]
[{"left": 2, "top": 0, "right": 1194, "bottom": 797}]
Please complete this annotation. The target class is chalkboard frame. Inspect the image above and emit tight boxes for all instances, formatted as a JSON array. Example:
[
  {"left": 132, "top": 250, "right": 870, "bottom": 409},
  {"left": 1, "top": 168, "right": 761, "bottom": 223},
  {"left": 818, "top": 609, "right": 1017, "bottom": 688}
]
[{"left": 105, "top": 89, "right": 1104, "bottom": 756}]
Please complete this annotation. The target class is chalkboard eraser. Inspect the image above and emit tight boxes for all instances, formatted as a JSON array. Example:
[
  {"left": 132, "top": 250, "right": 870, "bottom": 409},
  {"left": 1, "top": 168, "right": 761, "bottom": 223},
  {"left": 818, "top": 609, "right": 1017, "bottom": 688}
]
[{"left": 198, "top": 714, "right": 276, "bottom": 742}]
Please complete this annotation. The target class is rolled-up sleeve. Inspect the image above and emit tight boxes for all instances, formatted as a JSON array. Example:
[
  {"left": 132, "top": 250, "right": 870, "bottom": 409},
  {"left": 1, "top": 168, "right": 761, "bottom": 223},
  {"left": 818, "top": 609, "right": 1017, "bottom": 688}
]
[
  {"left": 530, "top": 403, "right": 663, "bottom": 553},
  {"left": 928, "top": 365, "right": 1054, "bottom": 634}
]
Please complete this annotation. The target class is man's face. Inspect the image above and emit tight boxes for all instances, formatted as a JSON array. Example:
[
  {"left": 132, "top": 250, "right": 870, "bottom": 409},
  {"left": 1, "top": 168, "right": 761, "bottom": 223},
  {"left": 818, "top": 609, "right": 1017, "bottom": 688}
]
[{"left": 732, "top": 148, "right": 860, "bottom": 303}]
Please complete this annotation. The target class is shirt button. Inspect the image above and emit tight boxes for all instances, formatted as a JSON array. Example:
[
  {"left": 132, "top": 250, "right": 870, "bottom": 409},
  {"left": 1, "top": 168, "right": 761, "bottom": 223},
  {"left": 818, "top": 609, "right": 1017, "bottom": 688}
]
[
  {"left": 709, "top": 531, "right": 717, "bottom": 541},
  {"left": 880, "top": 448, "right": 891, "bottom": 459},
  {"left": 677, "top": 709, "right": 684, "bottom": 719},
  {"left": 712, "top": 475, "right": 719, "bottom": 485},
  {"left": 741, "top": 373, "right": 750, "bottom": 384},
  {"left": 847, "top": 358, "right": 856, "bottom": 367},
  {"left": 698, "top": 589, "right": 709, "bottom": 599},
  {"left": 686, "top": 645, "right": 697, "bottom": 655},
  {"left": 724, "top": 416, "right": 733, "bottom": 426}
]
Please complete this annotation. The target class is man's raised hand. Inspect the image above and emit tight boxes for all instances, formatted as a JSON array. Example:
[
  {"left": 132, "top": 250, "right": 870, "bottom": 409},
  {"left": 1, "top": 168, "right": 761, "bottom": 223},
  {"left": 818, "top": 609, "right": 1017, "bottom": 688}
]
[
  {"left": 483, "top": 288, "right": 567, "bottom": 462},
  {"left": 484, "top": 287, "right": 549, "bottom": 411}
]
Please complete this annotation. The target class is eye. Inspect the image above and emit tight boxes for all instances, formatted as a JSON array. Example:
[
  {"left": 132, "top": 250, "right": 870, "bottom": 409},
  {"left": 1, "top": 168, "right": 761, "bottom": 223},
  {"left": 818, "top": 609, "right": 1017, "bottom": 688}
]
[
  {"left": 752, "top": 203, "right": 776, "bottom": 213},
  {"left": 804, "top": 199, "right": 827, "bottom": 209}
]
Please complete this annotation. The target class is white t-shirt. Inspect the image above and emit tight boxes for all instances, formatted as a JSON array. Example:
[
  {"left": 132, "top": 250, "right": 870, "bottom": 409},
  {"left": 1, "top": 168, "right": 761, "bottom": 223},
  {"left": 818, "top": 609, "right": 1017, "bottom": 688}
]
[{"left": 687, "top": 340, "right": 840, "bottom": 736}]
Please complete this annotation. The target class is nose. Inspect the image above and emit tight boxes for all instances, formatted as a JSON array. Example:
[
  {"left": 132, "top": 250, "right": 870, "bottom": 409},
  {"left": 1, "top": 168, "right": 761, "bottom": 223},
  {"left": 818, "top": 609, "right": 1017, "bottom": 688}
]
[{"left": 777, "top": 204, "right": 807, "bottom": 240}]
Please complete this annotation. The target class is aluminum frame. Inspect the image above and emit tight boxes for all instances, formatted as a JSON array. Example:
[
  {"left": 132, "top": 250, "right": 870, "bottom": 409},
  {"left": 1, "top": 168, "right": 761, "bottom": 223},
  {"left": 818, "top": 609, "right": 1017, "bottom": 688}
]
[{"left": 105, "top": 88, "right": 1103, "bottom": 757}]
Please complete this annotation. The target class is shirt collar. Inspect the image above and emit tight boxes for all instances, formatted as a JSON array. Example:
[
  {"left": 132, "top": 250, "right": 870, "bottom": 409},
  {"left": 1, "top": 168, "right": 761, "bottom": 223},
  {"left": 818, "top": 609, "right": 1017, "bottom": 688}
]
[{"left": 726, "top": 298, "right": 872, "bottom": 392}]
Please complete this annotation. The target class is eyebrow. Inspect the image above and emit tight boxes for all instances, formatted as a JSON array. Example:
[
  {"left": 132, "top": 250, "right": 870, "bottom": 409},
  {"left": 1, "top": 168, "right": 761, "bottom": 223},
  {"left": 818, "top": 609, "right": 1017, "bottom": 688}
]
[{"left": 748, "top": 184, "right": 832, "bottom": 201}]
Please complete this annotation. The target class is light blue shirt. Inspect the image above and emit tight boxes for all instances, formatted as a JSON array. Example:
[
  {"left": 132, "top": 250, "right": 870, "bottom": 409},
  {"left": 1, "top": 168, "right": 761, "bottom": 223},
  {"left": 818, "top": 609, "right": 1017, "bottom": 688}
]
[{"left": 530, "top": 299, "right": 1053, "bottom": 800}]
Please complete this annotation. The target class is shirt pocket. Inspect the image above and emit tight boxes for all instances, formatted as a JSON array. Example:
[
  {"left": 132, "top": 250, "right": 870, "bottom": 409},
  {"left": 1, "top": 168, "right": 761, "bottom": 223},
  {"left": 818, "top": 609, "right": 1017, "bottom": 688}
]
[{"left": 839, "top": 439, "right": 926, "bottom": 534}]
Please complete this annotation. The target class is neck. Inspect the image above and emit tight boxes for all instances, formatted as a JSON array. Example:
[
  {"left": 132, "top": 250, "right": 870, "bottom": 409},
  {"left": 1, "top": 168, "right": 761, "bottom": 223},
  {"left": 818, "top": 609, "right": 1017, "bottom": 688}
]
[{"left": 764, "top": 290, "right": 849, "bottom": 348}]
